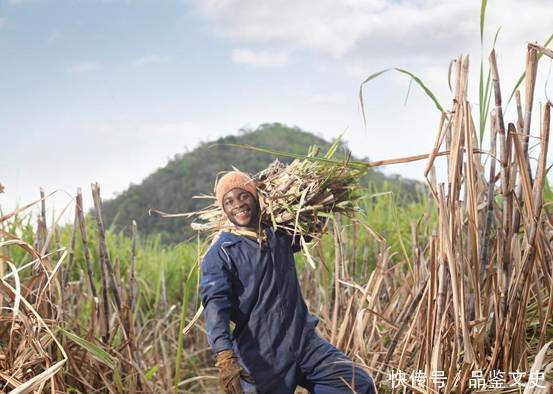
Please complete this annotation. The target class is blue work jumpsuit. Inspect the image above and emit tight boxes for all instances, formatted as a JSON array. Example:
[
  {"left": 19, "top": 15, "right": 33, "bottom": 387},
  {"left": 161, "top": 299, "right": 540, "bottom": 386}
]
[{"left": 200, "top": 227, "right": 376, "bottom": 393}]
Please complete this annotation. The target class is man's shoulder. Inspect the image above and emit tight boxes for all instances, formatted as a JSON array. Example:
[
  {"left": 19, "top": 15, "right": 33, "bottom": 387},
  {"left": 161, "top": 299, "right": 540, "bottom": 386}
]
[
  {"left": 214, "top": 231, "right": 243, "bottom": 248},
  {"left": 204, "top": 232, "right": 243, "bottom": 260}
]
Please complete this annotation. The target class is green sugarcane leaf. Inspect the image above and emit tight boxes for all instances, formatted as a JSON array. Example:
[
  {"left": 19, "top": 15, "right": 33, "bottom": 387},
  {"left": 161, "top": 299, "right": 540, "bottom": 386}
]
[
  {"left": 480, "top": 70, "right": 493, "bottom": 143},
  {"left": 325, "top": 132, "right": 345, "bottom": 159},
  {"left": 359, "top": 68, "right": 444, "bottom": 131},
  {"left": 359, "top": 68, "right": 392, "bottom": 128},
  {"left": 222, "top": 143, "right": 368, "bottom": 170},
  {"left": 394, "top": 68, "right": 445, "bottom": 113},
  {"left": 60, "top": 328, "right": 116, "bottom": 369},
  {"left": 479, "top": 61, "right": 485, "bottom": 139},
  {"left": 479, "top": 27, "right": 501, "bottom": 143},
  {"left": 492, "top": 26, "right": 502, "bottom": 48},
  {"left": 480, "top": 0, "right": 488, "bottom": 45},
  {"left": 403, "top": 78, "right": 413, "bottom": 106}
]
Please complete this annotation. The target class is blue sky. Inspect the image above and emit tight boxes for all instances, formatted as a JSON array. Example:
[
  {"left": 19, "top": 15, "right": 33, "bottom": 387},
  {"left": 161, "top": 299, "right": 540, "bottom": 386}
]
[{"left": 1, "top": 0, "right": 552, "bottom": 217}]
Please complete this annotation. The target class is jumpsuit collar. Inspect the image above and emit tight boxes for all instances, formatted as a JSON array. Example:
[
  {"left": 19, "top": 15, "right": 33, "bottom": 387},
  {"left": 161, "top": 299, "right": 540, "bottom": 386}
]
[{"left": 223, "top": 226, "right": 276, "bottom": 249}]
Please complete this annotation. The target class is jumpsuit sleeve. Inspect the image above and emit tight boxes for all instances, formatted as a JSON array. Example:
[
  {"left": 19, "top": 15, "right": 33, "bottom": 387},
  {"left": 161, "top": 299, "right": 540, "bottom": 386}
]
[{"left": 200, "top": 245, "right": 235, "bottom": 354}]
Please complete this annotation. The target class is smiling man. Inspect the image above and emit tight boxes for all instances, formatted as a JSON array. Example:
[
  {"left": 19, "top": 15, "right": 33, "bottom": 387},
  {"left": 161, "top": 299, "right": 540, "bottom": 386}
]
[{"left": 200, "top": 170, "right": 376, "bottom": 394}]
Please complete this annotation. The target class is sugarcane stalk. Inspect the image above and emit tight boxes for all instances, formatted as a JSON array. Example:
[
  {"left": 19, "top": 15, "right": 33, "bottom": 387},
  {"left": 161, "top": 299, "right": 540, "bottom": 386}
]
[
  {"left": 330, "top": 216, "right": 342, "bottom": 344},
  {"left": 91, "top": 183, "right": 114, "bottom": 343},
  {"left": 522, "top": 45, "right": 539, "bottom": 187},
  {"left": 504, "top": 103, "right": 549, "bottom": 369},
  {"left": 479, "top": 111, "right": 497, "bottom": 282},
  {"left": 376, "top": 276, "right": 428, "bottom": 381},
  {"left": 463, "top": 99, "right": 481, "bottom": 323},
  {"left": 63, "top": 208, "right": 79, "bottom": 289},
  {"left": 489, "top": 49, "right": 514, "bottom": 323},
  {"left": 39, "top": 187, "right": 48, "bottom": 255},
  {"left": 75, "top": 188, "right": 98, "bottom": 302}
]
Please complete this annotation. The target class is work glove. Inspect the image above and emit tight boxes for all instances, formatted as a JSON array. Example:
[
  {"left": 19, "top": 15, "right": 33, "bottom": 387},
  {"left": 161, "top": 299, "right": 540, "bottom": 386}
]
[{"left": 214, "top": 349, "right": 254, "bottom": 394}]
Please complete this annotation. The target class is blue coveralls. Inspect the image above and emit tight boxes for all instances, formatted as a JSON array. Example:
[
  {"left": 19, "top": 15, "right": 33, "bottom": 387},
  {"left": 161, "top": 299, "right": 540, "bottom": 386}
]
[{"left": 200, "top": 227, "right": 376, "bottom": 393}]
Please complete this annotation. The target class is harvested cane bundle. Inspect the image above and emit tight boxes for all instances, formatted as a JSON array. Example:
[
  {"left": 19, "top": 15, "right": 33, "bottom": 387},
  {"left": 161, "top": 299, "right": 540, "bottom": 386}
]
[
  {"left": 256, "top": 155, "right": 364, "bottom": 235},
  {"left": 184, "top": 142, "right": 367, "bottom": 241}
]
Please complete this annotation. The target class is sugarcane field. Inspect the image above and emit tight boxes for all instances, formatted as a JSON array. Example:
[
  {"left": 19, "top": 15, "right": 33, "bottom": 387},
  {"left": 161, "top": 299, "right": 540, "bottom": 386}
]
[{"left": 2, "top": 1, "right": 553, "bottom": 393}]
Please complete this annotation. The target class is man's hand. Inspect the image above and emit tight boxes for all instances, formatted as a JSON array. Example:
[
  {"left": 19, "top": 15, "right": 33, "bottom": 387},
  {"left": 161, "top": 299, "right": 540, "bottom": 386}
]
[{"left": 214, "top": 349, "right": 254, "bottom": 394}]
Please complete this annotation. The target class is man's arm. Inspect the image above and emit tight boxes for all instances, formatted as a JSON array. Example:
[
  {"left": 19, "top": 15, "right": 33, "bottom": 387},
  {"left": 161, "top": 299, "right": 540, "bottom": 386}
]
[
  {"left": 200, "top": 246, "right": 253, "bottom": 393},
  {"left": 200, "top": 246, "right": 235, "bottom": 353}
]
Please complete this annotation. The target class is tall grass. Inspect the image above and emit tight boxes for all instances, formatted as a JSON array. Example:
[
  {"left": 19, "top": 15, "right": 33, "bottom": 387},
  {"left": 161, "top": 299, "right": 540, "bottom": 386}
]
[{"left": 0, "top": 176, "right": 427, "bottom": 392}]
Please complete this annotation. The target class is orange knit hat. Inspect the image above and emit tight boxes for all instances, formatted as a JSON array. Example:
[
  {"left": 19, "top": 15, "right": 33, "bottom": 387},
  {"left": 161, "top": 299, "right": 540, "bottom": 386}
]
[{"left": 215, "top": 171, "right": 258, "bottom": 207}]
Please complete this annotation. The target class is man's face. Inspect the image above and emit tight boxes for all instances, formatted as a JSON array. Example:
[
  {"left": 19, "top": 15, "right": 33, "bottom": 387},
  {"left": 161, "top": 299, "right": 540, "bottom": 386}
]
[{"left": 222, "top": 188, "right": 260, "bottom": 228}]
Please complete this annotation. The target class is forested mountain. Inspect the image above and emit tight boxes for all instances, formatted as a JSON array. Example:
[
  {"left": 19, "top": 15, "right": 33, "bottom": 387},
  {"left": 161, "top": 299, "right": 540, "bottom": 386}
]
[{"left": 101, "top": 123, "right": 422, "bottom": 243}]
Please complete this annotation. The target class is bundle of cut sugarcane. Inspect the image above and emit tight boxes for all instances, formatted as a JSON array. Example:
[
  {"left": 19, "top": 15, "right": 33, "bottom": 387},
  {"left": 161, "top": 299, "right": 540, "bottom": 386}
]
[{"left": 184, "top": 142, "right": 368, "bottom": 238}]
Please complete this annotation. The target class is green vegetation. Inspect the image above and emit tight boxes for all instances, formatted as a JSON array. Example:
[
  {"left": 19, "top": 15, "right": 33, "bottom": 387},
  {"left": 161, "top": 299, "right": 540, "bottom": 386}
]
[
  {"left": 8, "top": 184, "right": 428, "bottom": 311},
  {"left": 100, "top": 123, "right": 423, "bottom": 243}
]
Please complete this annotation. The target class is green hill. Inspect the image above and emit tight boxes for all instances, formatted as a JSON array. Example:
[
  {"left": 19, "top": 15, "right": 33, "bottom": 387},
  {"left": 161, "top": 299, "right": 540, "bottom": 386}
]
[{"left": 101, "top": 123, "right": 422, "bottom": 243}]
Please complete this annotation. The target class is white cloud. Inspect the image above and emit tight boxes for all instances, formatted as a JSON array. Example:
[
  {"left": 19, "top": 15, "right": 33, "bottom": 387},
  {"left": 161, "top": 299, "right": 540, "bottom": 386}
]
[
  {"left": 197, "top": 0, "right": 552, "bottom": 131},
  {"left": 195, "top": 0, "right": 552, "bottom": 62},
  {"left": 231, "top": 48, "right": 289, "bottom": 67},
  {"left": 67, "top": 61, "right": 101, "bottom": 73},
  {"left": 345, "top": 63, "right": 370, "bottom": 79},
  {"left": 132, "top": 54, "right": 171, "bottom": 67},
  {"left": 310, "top": 92, "right": 346, "bottom": 105},
  {"left": 195, "top": 0, "right": 473, "bottom": 58}
]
